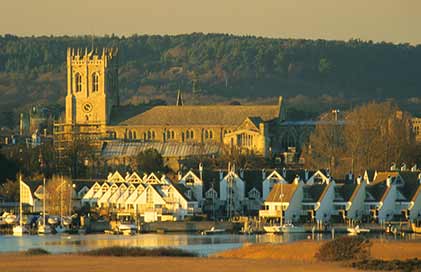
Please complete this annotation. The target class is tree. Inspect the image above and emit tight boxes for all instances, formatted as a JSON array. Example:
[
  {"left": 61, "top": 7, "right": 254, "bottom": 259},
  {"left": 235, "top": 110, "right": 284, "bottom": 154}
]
[
  {"left": 45, "top": 175, "right": 73, "bottom": 216},
  {"left": 0, "top": 153, "right": 19, "bottom": 184},
  {"left": 304, "top": 102, "right": 415, "bottom": 176},
  {"left": 135, "top": 148, "right": 165, "bottom": 173},
  {"left": 0, "top": 179, "right": 19, "bottom": 201},
  {"left": 303, "top": 111, "right": 345, "bottom": 176},
  {"left": 344, "top": 101, "right": 413, "bottom": 174}
]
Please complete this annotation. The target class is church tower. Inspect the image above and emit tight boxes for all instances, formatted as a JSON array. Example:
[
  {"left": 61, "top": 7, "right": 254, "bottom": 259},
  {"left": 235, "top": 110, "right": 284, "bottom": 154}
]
[{"left": 65, "top": 48, "right": 119, "bottom": 126}]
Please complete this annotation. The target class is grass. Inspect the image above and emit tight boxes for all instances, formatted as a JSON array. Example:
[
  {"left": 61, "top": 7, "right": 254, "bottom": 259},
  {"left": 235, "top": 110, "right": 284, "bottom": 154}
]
[
  {"left": 24, "top": 248, "right": 51, "bottom": 256},
  {"left": 82, "top": 246, "right": 198, "bottom": 257}
]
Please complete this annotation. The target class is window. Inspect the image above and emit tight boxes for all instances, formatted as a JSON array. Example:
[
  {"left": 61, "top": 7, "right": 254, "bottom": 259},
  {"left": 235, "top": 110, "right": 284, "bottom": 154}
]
[
  {"left": 92, "top": 73, "right": 99, "bottom": 92},
  {"left": 204, "top": 129, "right": 213, "bottom": 140},
  {"left": 144, "top": 130, "right": 156, "bottom": 141},
  {"left": 75, "top": 73, "right": 82, "bottom": 92}
]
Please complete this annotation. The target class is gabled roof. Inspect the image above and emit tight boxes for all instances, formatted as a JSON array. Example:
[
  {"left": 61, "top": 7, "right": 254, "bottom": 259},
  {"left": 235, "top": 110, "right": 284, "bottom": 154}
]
[
  {"left": 173, "top": 183, "right": 197, "bottom": 202},
  {"left": 366, "top": 181, "right": 391, "bottom": 202},
  {"left": 364, "top": 170, "right": 376, "bottom": 182},
  {"left": 397, "top": 171, "right": 421, "bottom": 201},
  {"left": 265, "top": 183, "right": 299, "bottom": 203},
  {"left": 302, "top": 184, "right": 328, "bottom": 203},
  {"left": 334, "top": 183, "right": 359, "bottom": 202},
  {"left": 372, "top": 171, "right": 399, "bottom": 184},
  {"left": 198, "top": 170, "right": 222, "bottom": 194},
  {"left": 119, "top": 104, "right": 281, "bottom": 127},
  {"left": 242, "top": 170, "right": 264, "bottom": 193}
]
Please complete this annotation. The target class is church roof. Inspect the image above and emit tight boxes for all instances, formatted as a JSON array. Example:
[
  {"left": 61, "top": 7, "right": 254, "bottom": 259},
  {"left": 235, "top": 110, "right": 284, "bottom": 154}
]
[
  {"left": 101, "top": 141, "right": 221, "bottom": 158},
  {"left": 119, "top": 104, "right": 281, "bottom": 127}
]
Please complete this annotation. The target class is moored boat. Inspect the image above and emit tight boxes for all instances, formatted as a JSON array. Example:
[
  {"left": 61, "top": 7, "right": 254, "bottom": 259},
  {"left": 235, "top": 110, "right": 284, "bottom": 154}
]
[
  {"left": 411, "top": 222, "right": 421, "bottom": 234},
  {"left": 201, "top": 226, "right": 226, "bottom": 235},
  {"left": 281, "top": 223, "right": 306, "bottom": 233},
  {"left": 118, "top": 223, "right": 137, "bottom": 235},
  {"left": 263, "top": 225, "right": 282, "bottom": 233},
  {"left": 347, "top": 225, "right": 370, "bottom": 235}
]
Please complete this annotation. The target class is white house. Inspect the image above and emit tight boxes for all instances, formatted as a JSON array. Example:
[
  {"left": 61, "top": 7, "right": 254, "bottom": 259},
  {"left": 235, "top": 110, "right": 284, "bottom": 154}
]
[{"left": 259, "top": 176, "right": 303, "bottom": 223}]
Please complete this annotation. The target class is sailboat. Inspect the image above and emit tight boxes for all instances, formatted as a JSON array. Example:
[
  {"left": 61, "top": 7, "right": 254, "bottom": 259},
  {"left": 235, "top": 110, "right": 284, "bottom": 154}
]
[
  {"left": 13, "top": 175, "right": 28, "bottom": 236},
  {"left": 55, "top": 176, "right": 69, "bottom": 234},
  {"left": 38, "top": 178, "right": 52, "bottom": 235}
]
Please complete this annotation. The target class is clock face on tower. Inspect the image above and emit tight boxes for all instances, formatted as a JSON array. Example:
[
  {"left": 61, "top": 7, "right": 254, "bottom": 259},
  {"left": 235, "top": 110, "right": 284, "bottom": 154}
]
[{"left": 82, "top": 103, "right": 93, "bottom": 113}]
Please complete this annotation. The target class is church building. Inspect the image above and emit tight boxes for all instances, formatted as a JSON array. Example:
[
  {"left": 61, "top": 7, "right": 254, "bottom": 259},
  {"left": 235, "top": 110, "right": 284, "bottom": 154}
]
[{"left": 54, "top": 48, "right": 286, "bottom": 167}]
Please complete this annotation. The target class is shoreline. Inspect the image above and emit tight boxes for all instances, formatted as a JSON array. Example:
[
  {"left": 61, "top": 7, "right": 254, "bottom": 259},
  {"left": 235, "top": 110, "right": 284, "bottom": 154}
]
[{"left": 1, "top": 239, "right": 421, "bottom": 272}]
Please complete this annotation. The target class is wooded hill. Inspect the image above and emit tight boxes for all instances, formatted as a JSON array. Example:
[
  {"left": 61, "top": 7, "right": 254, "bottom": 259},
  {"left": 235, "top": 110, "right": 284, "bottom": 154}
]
[{"left": 0, "top": 33, "right": 420, "bottom": 124}]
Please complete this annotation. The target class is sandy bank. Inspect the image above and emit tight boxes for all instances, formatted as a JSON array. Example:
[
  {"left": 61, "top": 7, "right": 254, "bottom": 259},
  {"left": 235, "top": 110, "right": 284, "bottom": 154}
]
[
  {"left": 1, "top": 239, "right": 420, "bottom": 272},
  {"left": 0, "top": 254, "right": 352, "bottom": 272},
  {"left": 215, "top": 239, "right": 421, "bottom": 261}
]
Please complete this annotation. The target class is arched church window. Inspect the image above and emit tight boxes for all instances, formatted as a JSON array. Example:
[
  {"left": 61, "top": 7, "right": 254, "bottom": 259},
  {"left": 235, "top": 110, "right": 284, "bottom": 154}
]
[
  {"left": 92, "top": 73, "right": 99, "bottom": 92},
  {"left": 190, "top": 130, "right": 194, "bottom": 139},
  {"left": 75, "top": 73, "right": 82, "bottom": 92},
  {"left": 205, "top": 130, "right": 209, "bottom": 139},
  {"left": 209, "top": 130, "right": 213, "bottom": 139}
]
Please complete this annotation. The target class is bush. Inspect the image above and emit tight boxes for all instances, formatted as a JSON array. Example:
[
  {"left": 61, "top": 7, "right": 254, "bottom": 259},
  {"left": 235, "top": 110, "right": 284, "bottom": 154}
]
[
  {"left": 83, "top": 246, "right": 197, "bottom": 257},
  {"left": 351, "top": 258, "right": 421, "bottom": 271},
  {"left": 25, "top": 248, "right": 51, "bottom": 255},
  {"left": 315, "top": 236, "right": 371, "bottom": 262}
]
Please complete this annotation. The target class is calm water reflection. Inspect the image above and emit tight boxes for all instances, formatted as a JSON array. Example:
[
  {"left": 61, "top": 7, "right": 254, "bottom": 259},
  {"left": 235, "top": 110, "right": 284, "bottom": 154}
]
[{"left": 0, "top": 233, "right": 420, "bottom": 256}]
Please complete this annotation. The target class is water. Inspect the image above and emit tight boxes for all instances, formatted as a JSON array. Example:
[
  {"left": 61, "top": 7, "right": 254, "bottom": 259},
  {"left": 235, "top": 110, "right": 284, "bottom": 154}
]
[{"left": 0, "top": 233, "right": 420, "bottom": 256}]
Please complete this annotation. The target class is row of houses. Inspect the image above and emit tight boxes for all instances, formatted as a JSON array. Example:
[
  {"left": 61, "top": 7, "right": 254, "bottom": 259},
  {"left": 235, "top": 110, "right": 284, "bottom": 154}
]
[
  {"left": 12, "top": 166, "right": 421, "bottom": 224},
  {"left": 260, "top": 170, "right": 421, "bottom": 226}
]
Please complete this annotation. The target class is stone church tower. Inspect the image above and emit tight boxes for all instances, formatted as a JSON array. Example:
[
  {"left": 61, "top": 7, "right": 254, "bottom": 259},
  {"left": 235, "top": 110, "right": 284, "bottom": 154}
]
[{"left": 65, "top": 48, "right": 119, "bottom": 126}]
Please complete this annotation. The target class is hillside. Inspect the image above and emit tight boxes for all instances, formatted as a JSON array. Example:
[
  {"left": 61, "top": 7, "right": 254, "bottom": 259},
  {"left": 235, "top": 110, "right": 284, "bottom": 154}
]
[{"left": 0, "top": 33, "right": 420, "bottom": 127}]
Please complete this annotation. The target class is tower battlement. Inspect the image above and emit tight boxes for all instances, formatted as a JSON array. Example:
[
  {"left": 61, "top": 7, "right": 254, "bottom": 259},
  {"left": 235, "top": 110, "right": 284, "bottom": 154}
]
[{"left": 66, "top": 48, "right": 118, "bottom": 66}]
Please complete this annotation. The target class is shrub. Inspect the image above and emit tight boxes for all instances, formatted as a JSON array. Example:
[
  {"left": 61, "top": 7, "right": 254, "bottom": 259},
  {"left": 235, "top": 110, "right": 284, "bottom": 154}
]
[
  {"left": 83, "top": 246, "right": 197, "bottom": 257},
  {"left": 315, "top": 236, "right": 371, "bottom": 262},
  {"left": 25, "top": 248, "right": 51, "bottom": 255},
  {"left": 351, "top": 258, "right": 421, "bottom": 271}
]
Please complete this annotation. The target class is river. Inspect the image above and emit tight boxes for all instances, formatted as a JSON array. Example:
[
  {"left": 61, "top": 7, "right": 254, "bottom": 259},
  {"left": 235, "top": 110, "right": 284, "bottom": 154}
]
[{"left": 0, "top": 232, "right": 420, "bottom": 256}]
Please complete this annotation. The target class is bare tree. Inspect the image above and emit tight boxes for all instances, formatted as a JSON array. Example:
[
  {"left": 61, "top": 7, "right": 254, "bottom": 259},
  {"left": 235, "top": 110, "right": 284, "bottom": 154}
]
[{"left": 45, "top": 175, "right": 73, "bottom": 216}]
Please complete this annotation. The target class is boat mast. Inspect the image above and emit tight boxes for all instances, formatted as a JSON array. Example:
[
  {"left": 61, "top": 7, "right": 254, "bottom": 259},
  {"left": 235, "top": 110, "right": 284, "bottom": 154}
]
[
  {"left": 43, "top": 177, "right": 46, "bottom": 226},
  {"left": 280, "top": 181, "right": 283, "bottom": 226},
  {"left": 19, "top": 174, "right": 23, "bottom": 227}
]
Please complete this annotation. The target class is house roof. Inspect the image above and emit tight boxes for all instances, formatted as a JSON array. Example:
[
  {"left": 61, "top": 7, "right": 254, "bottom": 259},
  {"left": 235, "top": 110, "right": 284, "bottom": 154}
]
[
  {"left": 334, "top": 183, "right": 359, "bottom": 202},
  {"left": 119, "top": 104, "right": 281, "bottom": 127},
  {"left": 186, "top": 169, "right": 221, "bottom": 194},
  {"left": 366, "top": 181, "right": 391, "bottom": 202},
  {"left": 372, "top": 171, "right": 399, "bottom": 184},
  {"left": 302, "top": 184, "right": 328, "bottom": 203},
  {"left": 242, "top": 170, "right": 264, "bottom": 193},
  {"left": 173, "top": 183, "right": 197, "bottom": 202},
  {"left": 365, "top": 170, "right": 376, "bottom": 182},
  {"left": 265, "top": 183, "right": 299, "bottom": 203},
  {"left": 397, "top": 171, "right": 421, "bottom": 201}
]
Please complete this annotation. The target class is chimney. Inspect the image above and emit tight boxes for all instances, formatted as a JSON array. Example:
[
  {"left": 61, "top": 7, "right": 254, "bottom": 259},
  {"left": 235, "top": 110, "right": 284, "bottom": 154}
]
[
  {"left": 199, "top": 162, "right": 203, "bottom": 181},
  {"left": 293, "top": 175, "right": 300, "bottom": 184},
  {"left": 282, "top": 167, "right": 287, "bottom": 178},
  {"left": 401, "top": 163, "right": 407, "bottom": 171},
  {"left": 386, "top": 175, "right": 392, "bottom": 187},
  {"left": 326, "top": 176, "right": 331, "bottom": 185},
  {"left": 348, "top": 171, "right": 353, "bottom": 181},
  {"left": 390, "top": 163, "right": 396, "bottom": 171},
  {"left": 219, "top": 170, "right": 224, "bottom": 181},
  {"left": 326, "top": 168, "right": 330, "bottom": 178},
  {"left": 304, "top": 169, "right": 309, "bottom": 181},
  {"left": 356, "top": 176, "right": 362, "bottom": 185},
  {"left": 261, "top": 169, "right": 266, "bottom": 180},
  {"left": 411, "top": 164, "right": 418, "bottom": 172},
  {"left": 177, "top": 171, "right": 182, "bottom": 181},
  {"left": 125, "top": 172, "right": 130, "bottom": 179}
]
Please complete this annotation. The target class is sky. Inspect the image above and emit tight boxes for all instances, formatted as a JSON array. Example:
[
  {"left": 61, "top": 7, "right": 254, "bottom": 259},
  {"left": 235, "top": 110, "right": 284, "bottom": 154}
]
[{"left": 1, "top": 0, "right": 420, "bottom": 44}]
